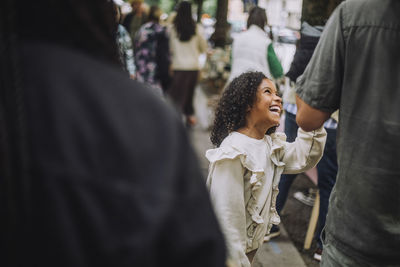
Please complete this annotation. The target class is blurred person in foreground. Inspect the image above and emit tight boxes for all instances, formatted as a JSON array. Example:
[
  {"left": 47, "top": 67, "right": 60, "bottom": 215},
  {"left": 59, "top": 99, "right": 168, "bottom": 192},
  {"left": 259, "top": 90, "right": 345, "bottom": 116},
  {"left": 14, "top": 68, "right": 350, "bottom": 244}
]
[
  {"left": 134, "top": 5, "right": 171, "bottom": 95},
  {"left": 0, "top": 0, "right": 227, "bottom": 266},
  {"left": 167, "top": 1, "right": 208, "bottom": 127},
  {"left": 228, "top": 6, "right": 283, "bottom": 84},
  {"left": 295, "top": 0, "right": 400, "bottom": 266}
]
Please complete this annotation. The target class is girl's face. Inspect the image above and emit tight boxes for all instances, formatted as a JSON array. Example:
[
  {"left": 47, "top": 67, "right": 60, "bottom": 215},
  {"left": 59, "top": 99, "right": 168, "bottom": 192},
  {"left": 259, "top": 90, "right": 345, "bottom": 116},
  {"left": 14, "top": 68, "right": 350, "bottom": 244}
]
[{"left": 248, "top": 78, "right": 282, "bottom": 129}]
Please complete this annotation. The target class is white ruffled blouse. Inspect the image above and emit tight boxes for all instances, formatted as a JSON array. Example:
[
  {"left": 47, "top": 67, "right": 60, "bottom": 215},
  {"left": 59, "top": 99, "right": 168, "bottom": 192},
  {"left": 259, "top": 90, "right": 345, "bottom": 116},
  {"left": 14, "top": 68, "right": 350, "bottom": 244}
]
[{"left": 206, "top": 127, "right": 327, "bottom": 267}]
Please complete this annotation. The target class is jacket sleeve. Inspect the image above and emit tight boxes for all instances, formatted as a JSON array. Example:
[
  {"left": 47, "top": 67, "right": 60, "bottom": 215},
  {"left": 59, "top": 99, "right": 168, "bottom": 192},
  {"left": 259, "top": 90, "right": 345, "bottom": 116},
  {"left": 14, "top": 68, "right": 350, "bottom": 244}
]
[
  {"left": 120, "top": 26, "right": 136, "bottom": 76},
  {"left": 281, "top": 127, "right": 327, "bottom": 174},
  {"left": 208, "top": 158, "right": 251, "bottom": 267},
  {"left": 267, "top": 43, "right": 283, "bottom": 79},
  {"left": 156, "top": 28, "right": 171, "bottom": 90}
]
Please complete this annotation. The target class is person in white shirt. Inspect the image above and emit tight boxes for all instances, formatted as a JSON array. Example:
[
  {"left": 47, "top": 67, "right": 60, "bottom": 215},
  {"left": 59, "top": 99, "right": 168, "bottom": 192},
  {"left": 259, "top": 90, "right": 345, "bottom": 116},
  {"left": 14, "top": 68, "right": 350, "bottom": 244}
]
[
  {"left": 167, "top": 1, "right": 207, "bottom": 126},
  {"left": 206, "top": 71, "right": 326, "bottom": 266},
  {"left": 228, "top": 7, "right": 283, "bottom": 83}
]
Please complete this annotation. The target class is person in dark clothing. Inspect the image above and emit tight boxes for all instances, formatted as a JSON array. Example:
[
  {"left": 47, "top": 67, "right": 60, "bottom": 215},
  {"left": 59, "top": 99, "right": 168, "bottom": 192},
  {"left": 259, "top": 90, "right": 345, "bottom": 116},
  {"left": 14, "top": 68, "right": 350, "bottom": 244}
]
[
  {"left": 122, "top": 0, "right": 148, "bottom": 41},
  {"left": 0, "top": 0, "right": 227, "bottom": 266},
  {"left": 134, "top": 5, "right": 171, "bottom": 94},
  {"left": 285, "top": 22, "right": 323, "bottom": 83},
  {"left": 266, "top": 22, "right": 338, "bottom": 263},
  {"left": 114, "top": 2, "right": 136, "bottom": 78}
]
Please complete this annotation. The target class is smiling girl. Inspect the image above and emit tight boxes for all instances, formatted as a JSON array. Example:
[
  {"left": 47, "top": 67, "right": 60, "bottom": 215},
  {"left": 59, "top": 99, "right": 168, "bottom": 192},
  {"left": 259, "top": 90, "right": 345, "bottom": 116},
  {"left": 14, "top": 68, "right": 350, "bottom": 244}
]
[{"left": 206, "top": 71, "right": 327, "bottom": 266}]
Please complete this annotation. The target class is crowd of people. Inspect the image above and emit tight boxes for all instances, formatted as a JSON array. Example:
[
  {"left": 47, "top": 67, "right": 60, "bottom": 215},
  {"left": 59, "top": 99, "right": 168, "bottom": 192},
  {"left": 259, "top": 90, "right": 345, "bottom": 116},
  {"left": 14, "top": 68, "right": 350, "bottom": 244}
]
[
  {"left": 1, "top": 0, "right": 399, "bottom": 267},
  {"left": 115, "top": 0, "right": 208, "bottom": 126}
]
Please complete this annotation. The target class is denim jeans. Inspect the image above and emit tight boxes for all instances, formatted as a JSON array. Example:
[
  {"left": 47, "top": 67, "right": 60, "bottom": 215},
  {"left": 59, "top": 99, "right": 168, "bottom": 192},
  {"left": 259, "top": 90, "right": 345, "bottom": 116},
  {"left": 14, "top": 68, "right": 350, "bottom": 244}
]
[
  {"left": 275, "top": 112, "right": 338, "bottom": 249},
  {"left": 315, "top": 127, "right": 337, "bottom": 248},
  {"left": 276, "top": 112, "right": 298, "bottom": 216}
]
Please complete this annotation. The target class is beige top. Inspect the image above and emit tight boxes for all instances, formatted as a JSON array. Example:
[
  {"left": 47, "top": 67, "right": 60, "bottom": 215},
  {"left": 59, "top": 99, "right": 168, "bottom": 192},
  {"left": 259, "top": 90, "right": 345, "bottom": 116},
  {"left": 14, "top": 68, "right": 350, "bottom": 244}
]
[
  {"left": 168, "top": 24, "right": 207, "bottom": 70},
  {"left": 206, "top": 127, "right": 327, "bottom": 267}
]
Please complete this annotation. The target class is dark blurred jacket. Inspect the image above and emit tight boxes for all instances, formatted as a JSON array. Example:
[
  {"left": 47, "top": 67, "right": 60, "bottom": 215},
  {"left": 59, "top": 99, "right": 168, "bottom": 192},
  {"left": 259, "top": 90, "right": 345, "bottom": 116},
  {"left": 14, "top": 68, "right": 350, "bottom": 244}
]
[
  {"left": 286, "top": 22, "right": 324, "bottom": 82},
  {"left": 12, "top": 41, "right": 226, "bottom": 267}
]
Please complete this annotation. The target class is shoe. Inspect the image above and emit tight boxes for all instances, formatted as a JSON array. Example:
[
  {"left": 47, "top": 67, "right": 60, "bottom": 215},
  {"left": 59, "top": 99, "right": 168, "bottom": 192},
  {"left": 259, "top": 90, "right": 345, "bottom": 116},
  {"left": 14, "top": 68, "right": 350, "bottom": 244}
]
[
  {"left": 264, "top": 226, "right": 281, "bottom": 242},
  {"left": 313, "top": 247, "right": 322, "bottom": 262},
  {"left": 293, "top": 188, "right": 316, "bottom": 206}
]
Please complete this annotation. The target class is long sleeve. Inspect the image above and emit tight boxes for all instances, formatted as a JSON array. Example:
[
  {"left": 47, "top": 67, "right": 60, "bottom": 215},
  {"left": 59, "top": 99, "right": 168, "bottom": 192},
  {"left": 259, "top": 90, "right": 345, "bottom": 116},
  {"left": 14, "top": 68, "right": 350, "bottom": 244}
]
[
  {"left": 281, "top": 127, "right": 327, "bottom": 174},
  {"left": 117, "top": 25, "right": 136, "bottom": 76},
  {"left": 208, "top": 158, "right": 251, "bottom": 267},
  {"left": 156, "top": 28, "right": 171, "bottom": 90},
  {"left": 267, "top": 43, "right": 283, "bottom": 79},
  {"left": 122, "top": 30, "right": 136, "bottom": 76}
]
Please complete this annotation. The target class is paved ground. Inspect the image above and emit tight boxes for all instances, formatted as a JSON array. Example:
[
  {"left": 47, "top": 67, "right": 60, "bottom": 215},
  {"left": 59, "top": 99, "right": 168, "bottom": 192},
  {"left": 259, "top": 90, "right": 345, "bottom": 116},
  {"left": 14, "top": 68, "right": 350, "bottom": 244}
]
[
  {"left": 278, "top": 173, "right": 320, "bottom": 267},
  {"left": 188, "top": 85, "right": 320, "bottom": 266}
]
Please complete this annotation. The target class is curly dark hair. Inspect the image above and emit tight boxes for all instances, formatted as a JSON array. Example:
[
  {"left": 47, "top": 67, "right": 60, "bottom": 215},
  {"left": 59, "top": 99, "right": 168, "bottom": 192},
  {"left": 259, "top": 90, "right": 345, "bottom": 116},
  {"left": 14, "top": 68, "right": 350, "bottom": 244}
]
[{"left": 210, "top": 71, "right": 277, "bottom": 147}]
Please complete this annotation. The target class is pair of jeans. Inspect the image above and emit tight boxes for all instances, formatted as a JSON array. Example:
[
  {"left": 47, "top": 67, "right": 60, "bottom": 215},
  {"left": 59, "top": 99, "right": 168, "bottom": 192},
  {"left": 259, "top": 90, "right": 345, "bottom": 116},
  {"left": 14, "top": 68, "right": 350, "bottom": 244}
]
[
  {"left": 275, "top": 112, "right": 338, "bottom": 249},
  {"left": 315, "top": 127, "right": 337, "bottom": 249},
  {"left": 167, "top": 70, "right": 198, "bottom": 116},
  {"left": 275, "top": 112, "right": 298, "bottom": 216}
]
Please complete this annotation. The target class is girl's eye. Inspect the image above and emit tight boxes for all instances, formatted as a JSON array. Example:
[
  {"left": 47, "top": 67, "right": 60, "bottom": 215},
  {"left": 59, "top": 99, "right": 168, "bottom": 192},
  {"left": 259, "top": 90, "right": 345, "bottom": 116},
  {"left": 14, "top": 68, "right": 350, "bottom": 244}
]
[{"left": 264, "top": 89, "right": 271, "bottom": 94}]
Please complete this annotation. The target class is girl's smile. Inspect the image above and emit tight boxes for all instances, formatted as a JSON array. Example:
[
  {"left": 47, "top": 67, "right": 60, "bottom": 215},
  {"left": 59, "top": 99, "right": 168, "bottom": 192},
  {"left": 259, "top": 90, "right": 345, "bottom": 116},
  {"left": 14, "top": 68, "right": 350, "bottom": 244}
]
[
  {"left": 269, "top": 105, "right": 281, "bottom": 116},
  {"left": 238, "top": 78, "right": 282, "bottom": 140},
  {"left": 250, "top": 78, "right": 282, "bottom": 128}
]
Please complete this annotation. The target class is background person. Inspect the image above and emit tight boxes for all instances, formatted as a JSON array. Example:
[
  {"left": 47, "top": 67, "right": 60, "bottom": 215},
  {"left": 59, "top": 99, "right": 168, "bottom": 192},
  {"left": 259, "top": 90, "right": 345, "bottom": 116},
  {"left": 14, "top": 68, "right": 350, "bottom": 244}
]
[
  {"left": 228, "top": 6, "right": 283, "bottom": 84},
  {"left": 167, "top": 1, "right": 208, "bottom": 127},
  {"left": 134, "top": 5, "right": 171, "bottom": 94},
  {"left": 266, "top": 21, "right": 338, "bottom": 263},
  {"left": 114, "top": 1, "right": 136, "bottom": 78},
  {"left": 122, "top": 0, "right": 148, "bottom": 41}
]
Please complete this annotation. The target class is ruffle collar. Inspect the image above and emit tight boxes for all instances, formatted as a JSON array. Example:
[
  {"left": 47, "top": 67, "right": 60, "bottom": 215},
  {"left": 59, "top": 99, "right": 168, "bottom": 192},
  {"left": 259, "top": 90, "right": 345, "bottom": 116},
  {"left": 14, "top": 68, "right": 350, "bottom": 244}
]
[
  {"left": 206, "top": 132, "right": 287, "bottom": 245},
  {"left": 206, "top": 131, "right": 288, "bottom": 176}
]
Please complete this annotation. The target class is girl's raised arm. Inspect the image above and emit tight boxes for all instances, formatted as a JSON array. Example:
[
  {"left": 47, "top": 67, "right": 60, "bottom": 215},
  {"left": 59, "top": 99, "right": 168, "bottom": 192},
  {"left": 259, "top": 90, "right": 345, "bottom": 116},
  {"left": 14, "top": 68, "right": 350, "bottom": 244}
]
[{"left": 279, "top": 127, "right": 327, "bottom": 174}]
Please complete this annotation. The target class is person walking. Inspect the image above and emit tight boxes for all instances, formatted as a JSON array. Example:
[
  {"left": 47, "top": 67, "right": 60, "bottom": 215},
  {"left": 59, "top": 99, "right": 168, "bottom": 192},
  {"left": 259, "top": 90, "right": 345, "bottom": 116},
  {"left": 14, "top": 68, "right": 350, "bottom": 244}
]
[
  {"left": 167, "top": 1, "right": 208, "bottom": 127},
  {"left": 134, "top": 5, "right": 171, "bottom": 94},
  {"left": 0, "top": 0, "right": 227, "bottom": 266},
  {"left": 114, "top": 1, "right": 136, "bottom": 78},
  {"left": 122, "top": 0, "right": 147, "bottom": 41},
  {"left": 295, "top": 0, "right": 400, "bottom": 265},
  {"left": 228, "top": 6, "right": 283, "bottom": 84},
  {"left": 265, "top": 22, "right": 338, "bottom": 263}
]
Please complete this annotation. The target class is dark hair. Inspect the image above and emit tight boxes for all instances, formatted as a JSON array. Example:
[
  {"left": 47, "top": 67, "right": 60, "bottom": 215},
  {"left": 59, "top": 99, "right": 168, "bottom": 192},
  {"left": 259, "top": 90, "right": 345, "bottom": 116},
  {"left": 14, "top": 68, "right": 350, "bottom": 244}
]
[
  {"left": 148, "top": 5, "right": 161, "bottom": 22},
  {"left": 247, "top": 6, "right": 267, "bottom": 30},
  {"left": 16, "top": 0, "right": 120, "bottom": 66},
  {"left": 210, "top": 72, "right": 276, "bottom": 147},
  {"left": 113, "top": 3, "right": 122, "bottom": 25},
  {"left": 173, "top": 1, "right": 196, "bottom": 41}
]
